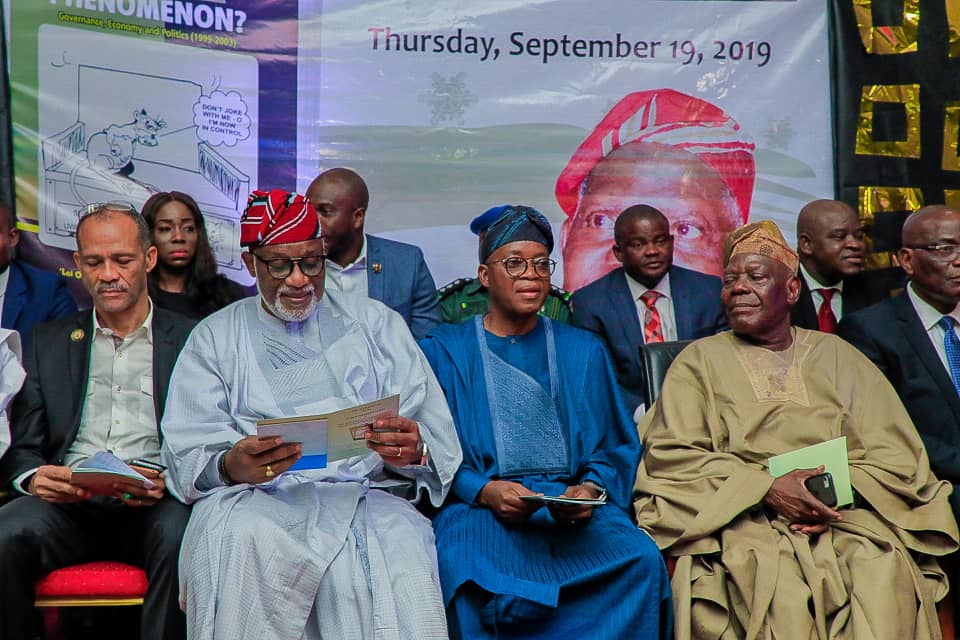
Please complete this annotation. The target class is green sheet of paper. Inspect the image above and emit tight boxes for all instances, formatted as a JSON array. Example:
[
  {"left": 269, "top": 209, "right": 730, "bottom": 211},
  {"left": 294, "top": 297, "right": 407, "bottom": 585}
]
[{"left": 767, "top": 436, "right": 853, "bottom": 507}]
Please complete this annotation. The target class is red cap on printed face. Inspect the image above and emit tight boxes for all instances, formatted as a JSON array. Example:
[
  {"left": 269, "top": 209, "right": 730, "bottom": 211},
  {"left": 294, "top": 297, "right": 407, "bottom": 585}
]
[{"left": 554, "top": 88, "right": 756, "bottom": 223}]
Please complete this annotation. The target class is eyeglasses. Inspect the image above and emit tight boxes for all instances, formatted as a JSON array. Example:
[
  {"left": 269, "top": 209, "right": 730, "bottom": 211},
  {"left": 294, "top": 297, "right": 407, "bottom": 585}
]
[
  {"left": 253, "top": 253, "right": 326, "bottom": 279},
  {"left": 909, "top": 243, "right": 960, "bottom": 262},
  {"left": 493, "top": 256, "right": 556, "bottom": 278},
  {"left": 77, "top": 201, "right": 139, "bottom": 218}
]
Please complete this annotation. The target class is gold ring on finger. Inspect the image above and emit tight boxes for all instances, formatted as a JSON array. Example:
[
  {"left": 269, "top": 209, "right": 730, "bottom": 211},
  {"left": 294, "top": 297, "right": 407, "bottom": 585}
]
[{"left": 265, "top": 465, "right": 275, "bottom": 478}]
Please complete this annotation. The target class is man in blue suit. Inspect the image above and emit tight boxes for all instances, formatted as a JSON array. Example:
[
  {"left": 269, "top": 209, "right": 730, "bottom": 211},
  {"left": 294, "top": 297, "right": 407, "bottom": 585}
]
[
  {"left": 0, "top": 203, "right": 76, "bottom": 350},
  {"left": 306, "top": 168, "right": 442, "bottom": 340},
  {"left": 571, "top": 205, "right": 726, "bottom": 413}
]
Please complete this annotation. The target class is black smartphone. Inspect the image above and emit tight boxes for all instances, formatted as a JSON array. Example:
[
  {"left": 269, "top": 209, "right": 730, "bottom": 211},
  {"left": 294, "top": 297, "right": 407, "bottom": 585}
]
[
  {"left": 804, "top": 471, "right": 838, "bottom": 507},
  {"left": 127, "top": 458, "right": 167, "bottom": 473}
]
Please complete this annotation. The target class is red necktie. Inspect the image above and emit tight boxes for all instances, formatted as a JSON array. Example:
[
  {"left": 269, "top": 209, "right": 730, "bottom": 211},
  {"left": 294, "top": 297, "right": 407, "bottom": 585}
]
[
  {"left": 640, "top": 291, "right": 664, "bottom": 343},
  {"left": 817, "top": 288, "right": 839, "bottom": 334}
]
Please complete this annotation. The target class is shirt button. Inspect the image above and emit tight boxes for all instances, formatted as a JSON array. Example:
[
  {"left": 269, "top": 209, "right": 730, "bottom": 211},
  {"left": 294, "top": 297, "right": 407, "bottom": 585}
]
[
  {"left": 509, "top": 338, "right": 517, "bottom": 344},
  {"left": 117, "top": 352, "right": 124, "bottom": 359},
  {"left": 115, "top": 419, "right": 120, "bottom": 425},
  {"left": 115, "top": 385, "right": 121, "bottom": 392}
]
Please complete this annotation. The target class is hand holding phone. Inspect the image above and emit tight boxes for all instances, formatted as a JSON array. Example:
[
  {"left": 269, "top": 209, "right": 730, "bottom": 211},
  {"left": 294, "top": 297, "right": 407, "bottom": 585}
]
[{"left": 804, "top": 471, "right": 838, "bottom": 508}]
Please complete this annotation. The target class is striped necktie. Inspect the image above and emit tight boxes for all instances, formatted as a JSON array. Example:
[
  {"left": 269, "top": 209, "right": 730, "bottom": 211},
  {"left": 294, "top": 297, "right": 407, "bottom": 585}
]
[
  {"left": 939, "top": 316, "right": 960, "bottom": 397},
  {"left": 640, "top": 290, "right": 663, "bottom": 343}
]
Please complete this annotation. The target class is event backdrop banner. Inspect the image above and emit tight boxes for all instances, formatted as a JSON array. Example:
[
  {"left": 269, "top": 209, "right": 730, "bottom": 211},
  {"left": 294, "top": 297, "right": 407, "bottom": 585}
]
[
  {"left": 9, "top": 0, "right": 832, "bottom": 292},
  {"left": 831, "top": 0, "right": 960, "bottom": 273}
]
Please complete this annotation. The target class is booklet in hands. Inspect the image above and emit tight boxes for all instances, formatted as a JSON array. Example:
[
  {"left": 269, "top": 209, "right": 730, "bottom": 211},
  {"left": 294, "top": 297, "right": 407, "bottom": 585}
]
[
  {"left": 256, "top": 395, "right": 401, "bottom": 471},
  {"left": 70, "top": 451, "right": 156, "bottom": 496},
  {"left": 767, "top": 436, "right": 854, "bottom": 507},
  {"left": 518, "top": 494, "right": 607, "bottom": 506}
]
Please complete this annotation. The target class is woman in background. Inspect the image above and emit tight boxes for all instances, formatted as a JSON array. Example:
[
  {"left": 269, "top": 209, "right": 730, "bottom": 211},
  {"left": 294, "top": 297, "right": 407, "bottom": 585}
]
[{"left": 142, "top": 191, "right": 246, "bottom": 319}]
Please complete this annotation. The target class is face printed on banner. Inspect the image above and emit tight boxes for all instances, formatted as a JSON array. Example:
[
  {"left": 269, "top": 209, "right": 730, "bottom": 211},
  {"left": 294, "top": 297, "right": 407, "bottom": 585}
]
[{"left": 561, "top": 143, "right": 742, "bottom": 290}]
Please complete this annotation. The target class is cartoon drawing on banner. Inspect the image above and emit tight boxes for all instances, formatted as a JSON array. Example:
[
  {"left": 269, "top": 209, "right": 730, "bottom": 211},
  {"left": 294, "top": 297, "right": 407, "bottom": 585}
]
[
  {"left": 37, "top": 25, "right": 258, "bottom": 281},
  {"left": 86, "top": 108, "right": 167, "bottom": 173}
]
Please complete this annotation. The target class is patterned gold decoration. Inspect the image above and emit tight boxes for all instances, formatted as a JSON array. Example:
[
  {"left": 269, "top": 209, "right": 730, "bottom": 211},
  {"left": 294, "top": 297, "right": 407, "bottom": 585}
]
[
  {"left": 948, "top": 0, "right": 960, "bottom": 58},
  {"left": 852, "top": 0, "right": 920, "bottom": 54},
  {"left": 943, "top": 101, "right": 960, "bottom": 171},
  {"left": 858, "top": 186, "right": 924, "bottom": 270},
  {"left": 731, "top": 331, "right": 810, "bottom": 406},
  {"left": 856, "top": 84, "right": 921, "bottom": 158},
  {"left": 945, "top": 190, "right": 960, "bottom": 209}
]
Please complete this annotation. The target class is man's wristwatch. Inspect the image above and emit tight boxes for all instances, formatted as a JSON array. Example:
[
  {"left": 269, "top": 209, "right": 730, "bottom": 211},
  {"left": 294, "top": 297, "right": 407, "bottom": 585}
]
[
  {"left": 218, "top": 451, "right": 235, "bottom": 486},
  {"left": 583, "top": 480, "right": 607, "bottom": 502}
]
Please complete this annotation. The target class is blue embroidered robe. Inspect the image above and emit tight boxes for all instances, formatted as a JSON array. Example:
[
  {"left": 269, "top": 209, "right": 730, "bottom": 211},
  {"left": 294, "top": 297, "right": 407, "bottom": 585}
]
[{"left": 420, "top": 317, "right": 671, "bottom": 639}]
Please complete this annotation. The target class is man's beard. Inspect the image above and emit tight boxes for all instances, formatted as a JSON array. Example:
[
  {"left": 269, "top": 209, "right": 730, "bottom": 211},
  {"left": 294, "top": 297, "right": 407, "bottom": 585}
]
[{"left": 257, "top": 281, "right": 320, "bottom": 322}]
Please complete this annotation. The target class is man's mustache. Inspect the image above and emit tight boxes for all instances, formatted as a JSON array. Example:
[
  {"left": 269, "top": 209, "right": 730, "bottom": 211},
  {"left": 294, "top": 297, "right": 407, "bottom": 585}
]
[
  {"left": 96, "top": 283, "right": 128, "bottom": 293},
  {"left": 278, "top": 285, "right": 315, "bottom": 295}
]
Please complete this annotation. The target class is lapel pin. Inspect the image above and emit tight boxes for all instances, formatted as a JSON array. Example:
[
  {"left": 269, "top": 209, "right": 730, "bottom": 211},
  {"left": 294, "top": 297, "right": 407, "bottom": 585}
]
[
  {"left": 70, "top": 328, "right": 85, "bottom": 342},
  {"left": 372, "top": 263, "right": 382, "bottom": 273}
]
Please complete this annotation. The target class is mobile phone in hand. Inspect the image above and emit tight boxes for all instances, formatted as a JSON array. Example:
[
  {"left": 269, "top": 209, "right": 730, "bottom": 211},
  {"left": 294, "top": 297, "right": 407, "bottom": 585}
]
[
  {"left": 804, "top": 471, "right": 838, "bottom": 507},
  {"left": 126, "top": 458, "right": 167, "bottom": 473}
]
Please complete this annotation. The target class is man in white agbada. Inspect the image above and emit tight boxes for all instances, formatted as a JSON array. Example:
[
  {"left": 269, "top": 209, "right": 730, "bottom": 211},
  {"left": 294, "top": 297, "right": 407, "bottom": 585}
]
[
  {"left": 161, "top": 189, "right": 462, "bottom": 639},
  {"left": 0, "top": 328, "right": 25, "bottom": 456}
]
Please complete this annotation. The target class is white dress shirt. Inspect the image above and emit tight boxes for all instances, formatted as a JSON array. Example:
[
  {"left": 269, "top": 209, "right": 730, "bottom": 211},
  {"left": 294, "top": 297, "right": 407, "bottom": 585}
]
[
  {"left": 325, "top": 237, "right": 368, "bottom": 298},
  {"left": 625, "top": 271, "right": 677, "bottom": 342},
  {"left": 906, "top": 283, "right": 960, "bottom": 373},
  {"left": 799, "top": 263, "right": 844, "bottom": 321}
]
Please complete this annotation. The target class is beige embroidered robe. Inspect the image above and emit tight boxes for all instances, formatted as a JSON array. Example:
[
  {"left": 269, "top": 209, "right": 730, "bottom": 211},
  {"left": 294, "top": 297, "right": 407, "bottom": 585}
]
[{"left": 634, "top": 329, "right": 959, "bottom": 640}]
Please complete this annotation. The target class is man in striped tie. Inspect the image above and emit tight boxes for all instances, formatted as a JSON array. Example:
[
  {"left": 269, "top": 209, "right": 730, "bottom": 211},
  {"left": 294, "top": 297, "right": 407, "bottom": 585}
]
[{"left": 571, "top": 205, "right": 727, "bottom": 415}]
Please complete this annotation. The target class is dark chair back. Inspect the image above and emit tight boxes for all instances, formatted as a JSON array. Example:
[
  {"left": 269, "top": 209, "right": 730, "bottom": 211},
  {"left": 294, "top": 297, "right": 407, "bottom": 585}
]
[{"left": 638, "top": 340, "right": 695, "bottom": 404}]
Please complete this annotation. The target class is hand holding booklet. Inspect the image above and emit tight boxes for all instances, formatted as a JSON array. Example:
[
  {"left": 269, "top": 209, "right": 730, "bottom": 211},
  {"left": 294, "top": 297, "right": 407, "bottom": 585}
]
[
  {"left": 70, "top": 451, "right": 156, "bottom": 496},
  {"left": 767, "top": 436, "right": 854, "bottom": 507},
  {"left": 256, "top": 395, "right": 401, "bottom": 471}
]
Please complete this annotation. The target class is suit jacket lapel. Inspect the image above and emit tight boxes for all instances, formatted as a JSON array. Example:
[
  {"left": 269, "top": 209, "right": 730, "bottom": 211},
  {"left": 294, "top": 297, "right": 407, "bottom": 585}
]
[
  {"left": 792, "top": 274, "right": 819, "bottom": 328},
  {"left": 895, "top": 295, "right": 960, "bottom": 418},
  {"left": 2, "top": 262, "right": 28, "bottom": 329},
  {"left": 365, "top": 235, "right": 384, "bottom": 303},
  {"left": 608, "top": 269, "right": 644, "bottom": 347},
  {"left": 67, "top": 313, "right": 93, "bottom": 433},
  {"left": 151, "top": 311, "right": 176, "bottom": 431},
  {"left": 669, "top": 267, "right": 695, "bottom": 338}
]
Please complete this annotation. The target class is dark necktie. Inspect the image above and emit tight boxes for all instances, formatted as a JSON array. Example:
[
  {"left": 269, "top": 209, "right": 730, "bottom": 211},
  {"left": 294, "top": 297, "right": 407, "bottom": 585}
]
[
  {"left": 817, "top": 288, "right": 838, "bottom": 334},
  {"left": 640, "top": 291, "right": 663, "bottom": 343},
  {"left": 938, "top": 316, "right": 960, "bottom": 397}
]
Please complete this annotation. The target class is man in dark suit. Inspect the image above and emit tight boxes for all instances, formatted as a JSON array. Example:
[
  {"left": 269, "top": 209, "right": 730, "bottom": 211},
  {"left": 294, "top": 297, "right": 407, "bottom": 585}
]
[
  {"left": 0, "top": 203, "right": 195, "bottom": 640},
  {"left": 570, "top": 205, "right": 726, "bottom": 413},
  {"left": 838, "top": 205, "right": 960, "bottom": 516},
  {"left": 306, "top": 167, "right": 442, "bottom": 339},
  {"left": 792, "top": 199, "right": 898, "bottom": 332},
  {"left": 0, "top": 202, "right": 76, "bottom": 350}
]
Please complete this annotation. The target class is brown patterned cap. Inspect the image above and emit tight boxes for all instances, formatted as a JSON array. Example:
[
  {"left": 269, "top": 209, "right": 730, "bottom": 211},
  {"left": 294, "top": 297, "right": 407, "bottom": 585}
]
[{"left": 723, "top": 220, "right": 799, "bottom": 272}]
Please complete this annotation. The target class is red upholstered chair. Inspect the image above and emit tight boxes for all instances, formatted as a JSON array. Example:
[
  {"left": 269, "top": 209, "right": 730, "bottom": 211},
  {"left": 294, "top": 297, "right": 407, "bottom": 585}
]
[{"left": 35, "top": 561, "right": 148, "bottom": 640}]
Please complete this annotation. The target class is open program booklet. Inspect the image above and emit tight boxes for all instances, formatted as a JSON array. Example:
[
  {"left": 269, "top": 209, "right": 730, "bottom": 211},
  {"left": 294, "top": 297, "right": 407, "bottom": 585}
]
[
  {"left": 256, "top": 395, "right": 401, "bottom": 471},
  {"left": 70, "top": 451, "right": 156, "bottom": 495}
]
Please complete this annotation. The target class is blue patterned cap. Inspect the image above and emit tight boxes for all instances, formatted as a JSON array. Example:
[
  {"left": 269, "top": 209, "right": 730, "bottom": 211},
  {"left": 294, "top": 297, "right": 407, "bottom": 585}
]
[
  {"left": 479, "top": 206, "right": 554, "bottom": 263},
  {"left": 469, "top": 204, "right": 513, "bottom": 236}
]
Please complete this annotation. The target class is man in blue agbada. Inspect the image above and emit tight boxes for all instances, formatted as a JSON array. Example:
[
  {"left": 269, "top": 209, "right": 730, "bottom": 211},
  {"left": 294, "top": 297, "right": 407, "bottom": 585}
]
[{"left": 419, "top": 206, "right": 672, "bottom": 639}]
